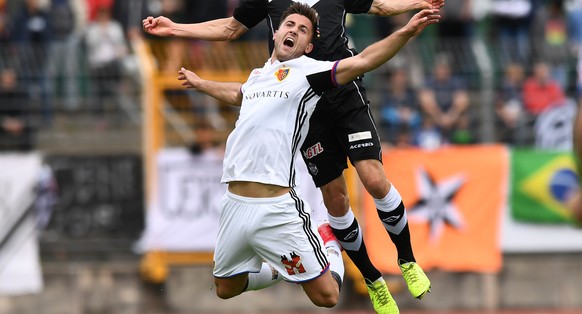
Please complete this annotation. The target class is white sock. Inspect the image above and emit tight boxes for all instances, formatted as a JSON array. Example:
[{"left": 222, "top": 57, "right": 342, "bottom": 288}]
[
  {"left": 374, "top": 186, "right": 407, "bottom": 235},
  {"left": 324, "top": 239, "right": 344, "bottom": 284},
  {"left": 327, "top": 208, "right": 355, "bottom": 229},
  {"left": 245, "top": 263, "right": 282, "bottom": 291},
  {"left": 374, "top": 186, "right": 401, "bottom": 212}
]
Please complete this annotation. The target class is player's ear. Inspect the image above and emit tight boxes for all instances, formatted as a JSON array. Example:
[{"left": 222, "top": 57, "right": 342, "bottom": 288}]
[
  {"left": 273, "top": 30, "right": 277, "bottom": 41},
  {"left": 304, "top": 43, "right": 313, "bottom": 54}
]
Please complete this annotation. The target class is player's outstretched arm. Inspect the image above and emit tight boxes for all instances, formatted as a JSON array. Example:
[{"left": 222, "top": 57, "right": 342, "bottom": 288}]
[
  {"left": 335, "top": 9, "right": 439, "bottom": 85},
  {"left": 178, "top": 67, "right": 243, "bottom": 106},
  {"left": 142, "top": 16, "right": 248, "bottom": 41},
  {"left": 369, "top": 0, "right": 444, "bottom": 16}
]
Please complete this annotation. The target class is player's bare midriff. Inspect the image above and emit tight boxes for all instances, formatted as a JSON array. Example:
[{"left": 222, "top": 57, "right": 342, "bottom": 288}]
[{"left": 228, "top": 181, "right": 291, "bottom": 198}]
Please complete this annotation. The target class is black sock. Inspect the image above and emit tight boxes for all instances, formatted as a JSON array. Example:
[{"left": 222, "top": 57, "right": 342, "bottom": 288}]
[
  {"left": 377, "top": 201, "right": 415, "bottom": 263},
  {"left": 331, "top": 218, "right": 382, "bottom": 282},
  {"left": 330, "top": 271, "right": 343, "bottom": 292}
]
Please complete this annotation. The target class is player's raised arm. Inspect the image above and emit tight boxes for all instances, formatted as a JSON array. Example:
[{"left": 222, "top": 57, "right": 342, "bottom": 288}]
[
  {"left": 178, "top": 67, "right": 243, "bottom": 106},
  {"left": 368, "top": 0, "right": 444, "bottom": 16},
  {"left": 142, "top": 16, "right": 248, "bottom": 41},
  {"left": 334, "top": 9, "right": 439, "bottom": 86}
]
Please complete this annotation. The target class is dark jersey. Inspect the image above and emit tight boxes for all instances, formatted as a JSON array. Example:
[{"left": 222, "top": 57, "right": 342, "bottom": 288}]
[{"left": 233, "top": 0, "right": 373, "bottom": 61}]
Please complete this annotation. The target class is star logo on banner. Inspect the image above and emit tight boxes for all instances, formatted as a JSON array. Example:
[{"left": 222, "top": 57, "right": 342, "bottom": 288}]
[{"left": 409, "top": 168, "right": 466, "bottom": 241}]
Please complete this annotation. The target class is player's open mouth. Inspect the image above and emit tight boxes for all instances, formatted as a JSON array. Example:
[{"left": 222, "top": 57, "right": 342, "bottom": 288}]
[{"left": 283, "top": 37, "right": 295, "bottom": 47}]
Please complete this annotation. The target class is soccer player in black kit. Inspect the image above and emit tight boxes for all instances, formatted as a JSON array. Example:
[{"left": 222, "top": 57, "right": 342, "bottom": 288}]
[{"left": 143, "top": 1, "right": 443, "bottom": 312}]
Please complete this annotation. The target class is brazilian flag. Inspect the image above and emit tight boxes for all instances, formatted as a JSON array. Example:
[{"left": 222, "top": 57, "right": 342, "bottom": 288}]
[{"left": 511, "top": 149, "right": 580, "bottom": 224}]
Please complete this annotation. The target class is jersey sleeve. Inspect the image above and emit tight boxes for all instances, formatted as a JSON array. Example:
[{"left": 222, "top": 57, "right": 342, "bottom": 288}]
[
  {"left": 344, "top": 0, "right": 374, "bottom": 14},
  {"left": 305, "top": 59, "right": 340, "bottom": 96},
  {"left": 232, "top": 0, "right": 268, "bottom": 29}
]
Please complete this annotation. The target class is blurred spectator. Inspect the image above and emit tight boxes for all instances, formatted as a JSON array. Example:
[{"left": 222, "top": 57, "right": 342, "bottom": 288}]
[
  {"left": 184, "top": 0, "right": 227, "bottom": 23},
  {"left": 522, "top": 61, "right": 565, "bottom": 116},
  {"left": 84, "top": 5, "right": 127, "bottom": 124},
  {"left": 86, "top": 0, "right": 113, "bottom": 21},
  {"left": 495, "top": 63, "right": 531, "bottom": 145},
  {"left": 375, "top": 13, "right": 424, "bottom": 87},
  {"left": 11, "top": 0, "right": 50, "bottom": 122},
  {"left": 44, "top": 0, "right": 87, "bottom": 112},
  {"left": 489, "top": 0, "right": 533, "bottom": 66},
  {"left": 419, "top": 54, "right": 471, "bottom": 144},
  {"left": 436, "top": 0, "right": 475, "bottom": 75},
  {"left": 0, "top": 1, "right": 10, "bottom": 46},
  {"left": 11, "top": 0, "right": 50, "bottom": 45},
  {"left": 533, "top": 97, "right": 576, "bottom": 150},
  {"left": 392, "top": 125, "right": 414, "bottom": 148},
  {"left": 413, "top": 115, "right": 444, "bottom": 150},
  {"left": 0, "top": 68, "right": 34, "bottom": 151},
  {"left": 531, "top": 0, "right": 572, "bottom": 90},
  {"left": 567, "top": 0, "right": 582, "bottom": 97},
  {"left": 379, "top": 67, "right": 421, "bottom": 146},
  {"left": 144, "top": 0, "right": 188, "bottom": 74},
  {"left": 187, "top": 92, "right": 227, "bottom": 130},
  {"left": 188, "top": 122, "right": 225, "bottom": 160},
  {"left": 0, "top": 2, "right": 13, "bottom": 70},
  {"left": 450, "top": 112, "right": 475, "bottom": 144},
  {"left": 112, "top": 0, "right": 147, "bottom": 38}
]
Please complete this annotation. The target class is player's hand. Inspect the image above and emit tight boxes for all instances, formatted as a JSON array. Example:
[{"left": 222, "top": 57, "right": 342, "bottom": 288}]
[
  {"left": 402, "top": 9, "right": 440, "bottom": 37},
  {"left": 430, "top": 0, "right": 445, "bottom": 9},
  {"left": 374, "top": 0, "right": 444, "bottom": 16},
  {"left": 178, "top": 67, "right": 201, "bottom": 89},
  {"left": 415, "top": 0, "right": 445, "bottom": 10},
  {"left": 142, "top": 16, "right": 174, "bottom": 37}
]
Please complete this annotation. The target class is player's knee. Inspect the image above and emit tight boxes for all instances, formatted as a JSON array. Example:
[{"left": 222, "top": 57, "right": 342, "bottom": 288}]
[
  {"left": 321, "top": 179, "right": 350, "bottom": 215},
  {"left": 214, "top": 284, "right": 238, "bottom": 300},
  {"left": 361, "top": 173, "right": 391, "bottom": 198},
  {"left": 322, "top": 191, "right": 349, "bottom": 216},
  {"left": 311, "top": 291, "right": 339, "bottom": 308}
]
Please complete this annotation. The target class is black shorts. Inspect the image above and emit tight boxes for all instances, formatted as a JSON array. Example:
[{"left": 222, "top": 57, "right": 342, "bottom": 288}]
[{"left": 300, "top": 79, "right": 382, "bottom": 187}]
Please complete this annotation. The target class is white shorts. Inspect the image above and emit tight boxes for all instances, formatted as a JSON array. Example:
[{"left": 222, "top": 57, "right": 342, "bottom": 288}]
[{"left": 213, "top": 189, "right": 330, "bottom": 283}]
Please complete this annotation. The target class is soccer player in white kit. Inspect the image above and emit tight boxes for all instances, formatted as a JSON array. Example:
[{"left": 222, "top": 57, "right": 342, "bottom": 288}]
[{"left": 178, "top": 3, "right": 439, "bottom": 309}]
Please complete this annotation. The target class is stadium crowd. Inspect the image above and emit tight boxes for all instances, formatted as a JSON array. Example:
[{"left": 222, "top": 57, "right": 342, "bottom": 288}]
[{"left": 0, "top": 0, "right": 580, "bottom": 152}]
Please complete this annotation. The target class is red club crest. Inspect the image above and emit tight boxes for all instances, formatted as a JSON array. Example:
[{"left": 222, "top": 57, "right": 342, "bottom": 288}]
[{"left": 275, "top": 68, "right": 290, "bottom": 81}]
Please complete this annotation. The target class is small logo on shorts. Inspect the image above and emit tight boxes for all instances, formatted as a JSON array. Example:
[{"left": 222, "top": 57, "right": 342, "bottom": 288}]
[
  {"left": 307, "top": 162, "right": 318, "bottom": 175},
  {"left": 303, "top": 142, "right": 324, "bottom": 159},
  {"left": 268, "top": 265, "right": 279, "bottom": 280},
  {"left": 281, "top": 252, "right": 306, "bottom": 275}
]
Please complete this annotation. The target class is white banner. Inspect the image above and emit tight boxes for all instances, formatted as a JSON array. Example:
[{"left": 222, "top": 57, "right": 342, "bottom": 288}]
[
  {"left": 140, "top": 148, "right": 326, "bottom": 252},
  {"left": 0, "top": 153, "right": 44, "bottom": 295},
  {"left": 501, "top": 204, "right": 582, "bottom": 253},
  {"left": 140, "top": 148, "right": 225, "bottom": 251}
]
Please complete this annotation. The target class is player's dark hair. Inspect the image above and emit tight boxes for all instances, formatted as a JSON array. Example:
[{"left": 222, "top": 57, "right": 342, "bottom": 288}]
[{"left": 279, "top": 2, "right": 319, "bottom": 40}]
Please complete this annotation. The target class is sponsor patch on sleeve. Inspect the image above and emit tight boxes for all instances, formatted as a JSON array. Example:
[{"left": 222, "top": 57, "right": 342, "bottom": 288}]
[{"left": 348, "top": 131, "right": 372, "bottom": 142}]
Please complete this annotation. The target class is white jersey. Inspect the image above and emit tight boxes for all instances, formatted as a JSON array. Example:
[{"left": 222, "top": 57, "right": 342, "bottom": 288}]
[{"left": 221, "top": 55, "right": 338, "bottom": 187}]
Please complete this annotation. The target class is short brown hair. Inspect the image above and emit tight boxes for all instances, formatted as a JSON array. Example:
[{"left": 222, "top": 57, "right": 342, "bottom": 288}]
[{"left": 279, "top": 2, "right": 319, "bottom": 40}]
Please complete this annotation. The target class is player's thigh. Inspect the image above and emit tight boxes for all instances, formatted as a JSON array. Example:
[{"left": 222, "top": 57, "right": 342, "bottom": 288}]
[
  {"left": 318, "top": 174, "right": 350, "bottom": 217},
  {"left": 337, "top": 105, "right": 383, "bottom": 164},
  {"left": 252, "top": 192, "right": 329, "bottom": 283},
  {"left": 213, "top": 193, "right": 263, "bottom": 278},
  {"left": 353, "top": 158, "right": 391, "bottom": 198},
  {"left": 301, "top": 111, "right": 347, "bottom": 188}
]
